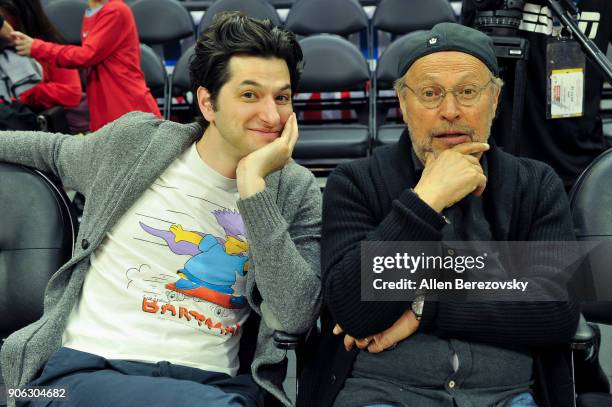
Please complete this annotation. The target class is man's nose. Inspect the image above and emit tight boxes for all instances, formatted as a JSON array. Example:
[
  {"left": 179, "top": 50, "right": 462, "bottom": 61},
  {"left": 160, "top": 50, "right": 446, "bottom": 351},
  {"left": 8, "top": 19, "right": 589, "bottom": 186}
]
[
  {"left": 439, "top": 92, "right": 461, "bottom": 122},
  {"left": 258, "top": 97, "right": 281, "bottom": 125}
]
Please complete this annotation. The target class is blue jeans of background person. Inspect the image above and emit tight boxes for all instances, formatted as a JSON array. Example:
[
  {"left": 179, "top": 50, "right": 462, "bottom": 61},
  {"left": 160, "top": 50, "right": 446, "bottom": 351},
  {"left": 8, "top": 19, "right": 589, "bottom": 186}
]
[{"left": 18, "top": 347, "right": 263, "bottom": 407}]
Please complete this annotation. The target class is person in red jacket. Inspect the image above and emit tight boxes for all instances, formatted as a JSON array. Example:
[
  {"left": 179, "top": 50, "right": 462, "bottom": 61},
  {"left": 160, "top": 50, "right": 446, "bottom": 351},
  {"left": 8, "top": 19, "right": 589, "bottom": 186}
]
[
  {"left": 12, "top": 0, "right": 161, "bottom": 131},
  {"left": 0, "top": 0, "right": 81, "bottom": 112}
]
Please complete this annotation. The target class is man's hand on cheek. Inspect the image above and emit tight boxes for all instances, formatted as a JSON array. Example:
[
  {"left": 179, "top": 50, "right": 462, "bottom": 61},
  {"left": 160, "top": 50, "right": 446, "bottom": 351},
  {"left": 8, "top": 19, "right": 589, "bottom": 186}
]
[
  {"left": 236, "top": 113, "right": 298, "bottom": 198},
  {"left": 413, "top": 142, "right": 489, "bottom": 212}
]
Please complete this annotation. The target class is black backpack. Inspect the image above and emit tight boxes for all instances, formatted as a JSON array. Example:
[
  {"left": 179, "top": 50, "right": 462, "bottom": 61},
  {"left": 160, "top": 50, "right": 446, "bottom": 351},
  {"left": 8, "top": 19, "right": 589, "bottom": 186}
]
[{"left": 0, "top": 99, "right": 38, "bottom": 131}]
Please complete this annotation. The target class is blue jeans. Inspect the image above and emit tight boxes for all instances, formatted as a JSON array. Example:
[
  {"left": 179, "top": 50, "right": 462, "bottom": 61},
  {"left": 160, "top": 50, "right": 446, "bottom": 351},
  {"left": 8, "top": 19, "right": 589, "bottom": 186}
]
[
  {"left": 19, "top": 347, "right": 263, "bottom": 407},
  {"left": 507, "top": 392, "right": 538, "bottom": 407},
  {"left": 363, "top": 392, "right": 538, "bottom": 407}
]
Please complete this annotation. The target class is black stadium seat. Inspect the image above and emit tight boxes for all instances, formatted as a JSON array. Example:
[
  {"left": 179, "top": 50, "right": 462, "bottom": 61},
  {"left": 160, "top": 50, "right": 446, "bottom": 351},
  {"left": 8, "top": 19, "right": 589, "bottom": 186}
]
[
  {"left": 569, "top": 149, "right": 612, "bottom": 305},
  {"left": 197, "top": 0, "right": 280, "bottom": 37},
  {"left": 177, "top": 0, "right": 214, "bottom": 12},
  {"left": 140, "top": 44, "right": 170, "bottom": 118},
  {"left": 42, "top": 0, "right": 88, "bottom": 45},
  {"left": 168, "top": 45, "right": 197, "bottom": 121},
  {"left": 170, "top": 45, "right": 194, "bottom": 97},
  {"left": 285, "top": 0, "right": 369, "bottom": 38},
  {"left": 266, "top": 0, "right": 295, "bottom": 8},
  {"left": 293, "top": 34, "right": 371, "bottom": 166},
  {"left": 176, "top": 0, "right": 293, "bottom": 10},
  {"left": 140, "top": 44, "right": 167, "bottom": 100},
  {"left": 373, "top": 0, "right": 455, "bottom": 36},
  {"left": 568, "top": 149, "right": 612, "bottom": 406},
  {"left": 0, "top": 163, "right": 78, "bottom": 388},
  {"left": 130, "top": 0, "right": 195, "bottom": 46},
  {"left": 374, "top": 32, "right": 424, "bottom": 147}
]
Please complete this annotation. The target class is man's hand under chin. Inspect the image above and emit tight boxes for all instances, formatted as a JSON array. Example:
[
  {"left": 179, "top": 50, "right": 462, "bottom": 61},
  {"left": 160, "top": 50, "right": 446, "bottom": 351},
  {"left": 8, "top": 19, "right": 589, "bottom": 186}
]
[
  {"left": 236, "top": 113, "right": 299, "bottom": 199},
  {"left": 413, "top": 142, "right": 489, "bottom": 213}
]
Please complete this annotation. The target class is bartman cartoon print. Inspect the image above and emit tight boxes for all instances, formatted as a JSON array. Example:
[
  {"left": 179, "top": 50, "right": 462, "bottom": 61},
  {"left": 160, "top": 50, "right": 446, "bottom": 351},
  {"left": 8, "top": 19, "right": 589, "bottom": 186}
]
[{"left": 139, "top": 209, "right": 249, "bottom": 309}]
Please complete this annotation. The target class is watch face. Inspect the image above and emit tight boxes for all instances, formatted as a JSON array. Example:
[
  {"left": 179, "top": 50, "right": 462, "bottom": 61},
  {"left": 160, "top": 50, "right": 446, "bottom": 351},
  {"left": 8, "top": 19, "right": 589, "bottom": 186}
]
[
  {"left": 412, "top": 296, "right": 424, "bottom": 316},
  {"left": 414, "top": 304, "right": 422, "bottom": 315}
]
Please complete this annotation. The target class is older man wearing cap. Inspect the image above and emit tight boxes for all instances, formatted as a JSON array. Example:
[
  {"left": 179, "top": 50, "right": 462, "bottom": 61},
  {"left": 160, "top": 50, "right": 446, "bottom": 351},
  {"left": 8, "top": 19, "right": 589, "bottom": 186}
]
[{"left": 298, "top": 23, "right": 579, "bottom": 407}]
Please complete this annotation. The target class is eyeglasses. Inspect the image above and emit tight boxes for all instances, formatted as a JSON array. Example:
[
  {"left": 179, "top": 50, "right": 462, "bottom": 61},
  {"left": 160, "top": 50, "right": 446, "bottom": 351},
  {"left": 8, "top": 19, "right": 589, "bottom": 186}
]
[{"left": 402, "top": 78, "right": 494, "bottom": 109}]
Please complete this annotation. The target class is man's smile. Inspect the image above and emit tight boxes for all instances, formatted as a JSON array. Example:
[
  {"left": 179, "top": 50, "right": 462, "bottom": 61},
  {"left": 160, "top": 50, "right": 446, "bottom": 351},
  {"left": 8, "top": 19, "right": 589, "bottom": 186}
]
[{"left": 248, "top": 128, "right": 281, "bottom": 138}]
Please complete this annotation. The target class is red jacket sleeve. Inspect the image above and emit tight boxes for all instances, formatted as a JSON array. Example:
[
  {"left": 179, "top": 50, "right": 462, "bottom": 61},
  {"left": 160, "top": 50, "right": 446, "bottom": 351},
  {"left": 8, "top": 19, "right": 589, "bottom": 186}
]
[
  {"left": 30, "top": 5, "right": 132, "bottom": 69},
  {"left": 19, "top": 64, "right": 82, "bottom": 110}
]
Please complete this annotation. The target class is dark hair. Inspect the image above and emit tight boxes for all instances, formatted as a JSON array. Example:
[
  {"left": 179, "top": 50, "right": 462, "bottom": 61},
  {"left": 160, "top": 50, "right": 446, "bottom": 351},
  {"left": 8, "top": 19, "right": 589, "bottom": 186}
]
[
  {"left": 189, "top": 11, "right": 302, "bottom": 127},
  {"left": 0, "top": 0, "right": 66, "bottom": 43}
]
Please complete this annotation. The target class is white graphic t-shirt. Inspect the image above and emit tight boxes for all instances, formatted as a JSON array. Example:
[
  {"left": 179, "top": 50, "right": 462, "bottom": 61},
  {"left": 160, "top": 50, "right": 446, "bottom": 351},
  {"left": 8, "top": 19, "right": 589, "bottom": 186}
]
[{"left": 62, "top": 143, "right": 251, "bottom": 376}]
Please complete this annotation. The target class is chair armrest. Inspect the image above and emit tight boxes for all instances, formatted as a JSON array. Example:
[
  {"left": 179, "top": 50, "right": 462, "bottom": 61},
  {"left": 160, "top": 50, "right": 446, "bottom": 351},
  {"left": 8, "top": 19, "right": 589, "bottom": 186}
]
[
  {"left": 581, "top": 301, "right": 612, "bottom": 325},
  {"left": 571, "top": 314, "right": 596, "bottom": 351},
  {"left": 37, "top": 106, "right": 68, "bottom": 133},
  {"left": 273, "top": 330, "right": 304, "bottom": 350}
]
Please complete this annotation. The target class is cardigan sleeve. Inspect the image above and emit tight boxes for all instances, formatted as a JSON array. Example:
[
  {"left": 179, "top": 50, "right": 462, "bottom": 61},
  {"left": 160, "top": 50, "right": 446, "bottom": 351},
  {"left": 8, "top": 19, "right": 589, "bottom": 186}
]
[
  {"left": 237, "top": 165, "right": 322, "bottom": 334},
  {"left": 0, "top": 117, "right": 117, "bottom": 193}
]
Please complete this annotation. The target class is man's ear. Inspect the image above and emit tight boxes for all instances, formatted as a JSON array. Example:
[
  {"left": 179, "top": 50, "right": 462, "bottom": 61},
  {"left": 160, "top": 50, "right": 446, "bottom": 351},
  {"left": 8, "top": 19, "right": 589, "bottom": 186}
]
[
  {"left": 396, "top": 88, "right": 410, "bottom": 123},
  {"left": 491, "top": 83, "right": 502, "bottom": 117},
  {"left": 196, "top": 86, "right": 215, "bottom": 123}
]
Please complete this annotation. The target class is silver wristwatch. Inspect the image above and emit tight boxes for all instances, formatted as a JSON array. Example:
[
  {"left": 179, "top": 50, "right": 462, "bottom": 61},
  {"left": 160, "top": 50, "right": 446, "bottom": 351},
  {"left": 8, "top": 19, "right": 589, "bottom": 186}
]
[{"left": 411, "top": 294, "right": 425, "bottom": 320}]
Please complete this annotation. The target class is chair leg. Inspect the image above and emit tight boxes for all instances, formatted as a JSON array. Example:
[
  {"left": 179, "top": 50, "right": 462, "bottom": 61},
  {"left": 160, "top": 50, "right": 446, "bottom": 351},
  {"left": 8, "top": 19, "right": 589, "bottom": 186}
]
[
  {"left": 571, "top": 350, "right": 578, "bottom": 407},
  {"left": 164, "top": 73, "right": 174, "bottom": 120}
]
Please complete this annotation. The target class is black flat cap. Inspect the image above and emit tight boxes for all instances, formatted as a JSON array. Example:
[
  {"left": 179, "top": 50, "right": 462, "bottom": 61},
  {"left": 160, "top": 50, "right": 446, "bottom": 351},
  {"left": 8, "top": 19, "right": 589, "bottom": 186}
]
[{"left": 398, "top": 22, "right": 499, "bottom": 77}]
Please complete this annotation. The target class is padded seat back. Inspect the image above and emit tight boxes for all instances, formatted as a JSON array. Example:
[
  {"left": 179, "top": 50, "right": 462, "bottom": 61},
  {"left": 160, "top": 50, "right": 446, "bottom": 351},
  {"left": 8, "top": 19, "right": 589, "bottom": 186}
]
[
  {"left": 294, "top": 34, "right": 371, "bottom": 165},
  {"left": 197, "top": 0, "right": 280, "bottom": 36},
  {"left": 43, "top": 0, "right": 88, "bottom": 45},
  {"left": 131, "top": 0, "right": 195, "bottom": 45},
  {"left": 569, "top": 149, "right": 612, "bottom": 304},
  {"left": 285, "top": 0, "right": 368, "bottom": 37},
  {"left": 140, "top": 44, "right": 167, "bottom": 98},
  {"left": 171, "top": 44, "right": 195, "bottom": 96},
  {"left": 266, "top": 0, "right": 295, "bottom": 7},
  {"left": 373, "top": 0, "right": 455, "bottom": 35},
  {"left": 0, "top": 163, "right": 77, "bottom": 339},
  {"left": 167, "top": 45, "right": 197, "bottom": 121},
  {"left": 373, "top": 32, "right": 423, "bottom": 146},
  {"left": 298, "top": 34, "right": 370, "bottom": 94}
]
